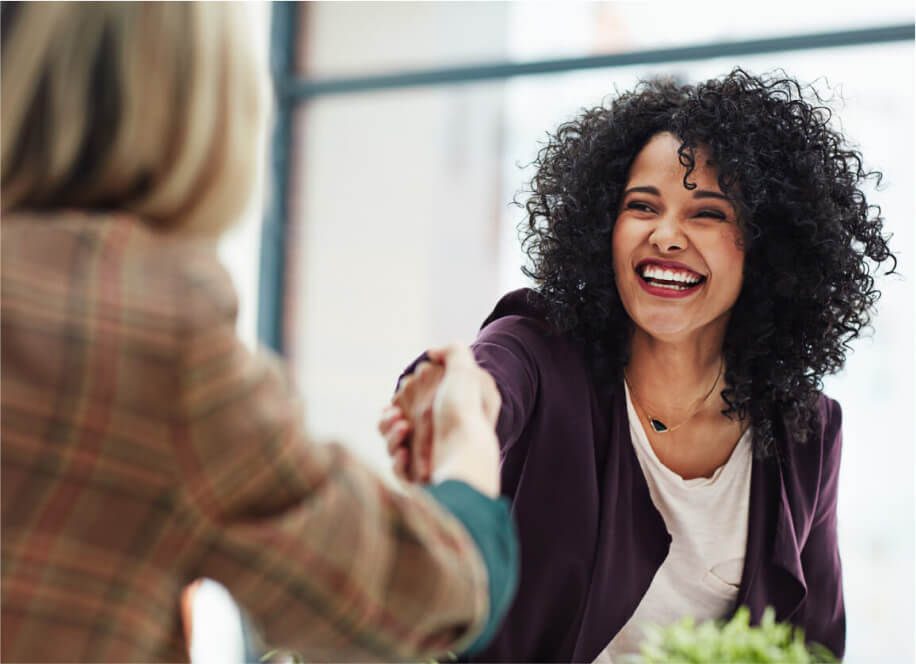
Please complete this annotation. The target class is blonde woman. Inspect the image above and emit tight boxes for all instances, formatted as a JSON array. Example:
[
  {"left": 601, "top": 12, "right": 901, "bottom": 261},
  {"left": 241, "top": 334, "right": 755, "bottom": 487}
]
[{"left": 0, "top": 3, "right": 517, "bottom": 662}]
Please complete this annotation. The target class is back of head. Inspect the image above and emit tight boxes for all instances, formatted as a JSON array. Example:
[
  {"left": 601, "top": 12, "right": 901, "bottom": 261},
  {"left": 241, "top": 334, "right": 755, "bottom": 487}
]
[{"left": 1, "top": 1, "right": 269, "bottom": 235}]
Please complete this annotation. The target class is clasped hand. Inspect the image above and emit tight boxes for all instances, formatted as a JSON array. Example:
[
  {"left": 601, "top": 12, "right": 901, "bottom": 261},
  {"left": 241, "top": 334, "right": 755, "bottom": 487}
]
[{"left": 378, "top": 344, "right": 502, "bottom": 497}]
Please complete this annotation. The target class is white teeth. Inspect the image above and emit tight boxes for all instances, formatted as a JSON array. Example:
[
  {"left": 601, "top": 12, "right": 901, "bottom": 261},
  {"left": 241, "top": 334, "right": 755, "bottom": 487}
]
[{"left": 639, "top": 264, "right": 702, "bottom": 285}]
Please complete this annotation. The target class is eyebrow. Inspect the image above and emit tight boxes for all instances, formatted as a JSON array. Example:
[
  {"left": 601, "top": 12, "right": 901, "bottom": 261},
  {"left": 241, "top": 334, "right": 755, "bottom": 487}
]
[
  {"left": 623, "top": 185, "right": 731, "bottom": 203},
  {"left": 693, "top": 190, "right": 731, "bottom": 202}
]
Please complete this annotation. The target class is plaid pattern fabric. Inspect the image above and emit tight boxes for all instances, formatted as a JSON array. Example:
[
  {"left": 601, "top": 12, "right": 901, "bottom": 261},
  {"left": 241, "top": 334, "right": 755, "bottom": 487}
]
[{"left": 1, "top": 212, "right": 489, "bottom": 663}]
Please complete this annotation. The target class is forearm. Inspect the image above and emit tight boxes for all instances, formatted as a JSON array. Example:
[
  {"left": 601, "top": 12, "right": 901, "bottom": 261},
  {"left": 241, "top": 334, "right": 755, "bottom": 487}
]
[
  {"left": 190, "top": 442, "right": 493, "bottom": 662},
  {"left": 424, "top": 480, "right": 519, "bottom": 657}
]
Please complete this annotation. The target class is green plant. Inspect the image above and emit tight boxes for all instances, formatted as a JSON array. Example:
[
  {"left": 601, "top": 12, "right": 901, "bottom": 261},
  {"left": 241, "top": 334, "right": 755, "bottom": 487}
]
[{"left": 636, "top": 607, "right": 837, "bottom": 664}]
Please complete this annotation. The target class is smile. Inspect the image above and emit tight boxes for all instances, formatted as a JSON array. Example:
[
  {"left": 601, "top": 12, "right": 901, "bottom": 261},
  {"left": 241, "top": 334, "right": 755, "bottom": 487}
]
[{"left": 634, "top": 260, "right": 706, "bottom": 298}]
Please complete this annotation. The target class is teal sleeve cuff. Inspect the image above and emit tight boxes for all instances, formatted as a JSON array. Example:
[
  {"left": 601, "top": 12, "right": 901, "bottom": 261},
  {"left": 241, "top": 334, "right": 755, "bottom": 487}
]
[{"left": 423, "top": 480, "right": 519, "bottom": 657}]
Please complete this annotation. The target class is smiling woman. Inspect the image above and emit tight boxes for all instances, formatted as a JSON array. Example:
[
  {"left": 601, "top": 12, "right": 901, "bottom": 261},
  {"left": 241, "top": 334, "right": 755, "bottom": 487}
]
[{"left": 382, "top": 68, "right": 896, "bottom": 662}]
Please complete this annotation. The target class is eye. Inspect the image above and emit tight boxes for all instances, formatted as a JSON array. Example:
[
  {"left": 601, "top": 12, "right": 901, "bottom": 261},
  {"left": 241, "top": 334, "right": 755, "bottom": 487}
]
[
  {"left": 696, "top": 209, "right": 728, "bottom": 221},
  {"left": 626, "top": 201, "right": 655, "bottom": 214}
]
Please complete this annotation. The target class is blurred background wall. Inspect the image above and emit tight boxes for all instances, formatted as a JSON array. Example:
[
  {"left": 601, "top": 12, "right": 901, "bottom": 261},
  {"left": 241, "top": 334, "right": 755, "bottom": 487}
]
[{"left": 213, "top": 2, "right": 914, "bottom": 662}]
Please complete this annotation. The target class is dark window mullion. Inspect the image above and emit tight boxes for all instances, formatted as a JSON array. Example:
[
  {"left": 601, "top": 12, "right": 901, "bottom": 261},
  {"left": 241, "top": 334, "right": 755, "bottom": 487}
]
[{"left": 258, "top": 1, "right": 300, "bottom": 353}]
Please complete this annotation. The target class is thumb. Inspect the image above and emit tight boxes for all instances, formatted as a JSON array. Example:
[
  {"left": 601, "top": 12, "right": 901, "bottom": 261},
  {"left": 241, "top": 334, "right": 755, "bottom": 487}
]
[{"left": 427, "top": 343, "right": 476, "bottom": 369}]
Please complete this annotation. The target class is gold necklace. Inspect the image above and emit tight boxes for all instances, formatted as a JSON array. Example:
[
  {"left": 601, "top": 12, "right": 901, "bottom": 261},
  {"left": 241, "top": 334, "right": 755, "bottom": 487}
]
[{"left": 624, "top": 357, "right": 724, "bottom": 434}]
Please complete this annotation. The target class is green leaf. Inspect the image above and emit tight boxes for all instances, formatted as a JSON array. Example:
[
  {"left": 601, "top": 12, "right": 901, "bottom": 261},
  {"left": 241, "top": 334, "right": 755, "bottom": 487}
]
[{"left": 635, "top": 606, "right": 837, "bottom": 664}]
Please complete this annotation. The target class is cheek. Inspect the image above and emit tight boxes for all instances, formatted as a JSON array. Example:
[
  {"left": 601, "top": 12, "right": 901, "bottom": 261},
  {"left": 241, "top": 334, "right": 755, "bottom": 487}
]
[
  {"left": 611, "top": 218, "right": 638, "bottom": 276},
  {"left": 611, "top": 233, "right": 624, "bottom": 275},
  {"left": 712, "top": 230, "right": 746, "bottom": 296},
  {"left": 721, "top": 224, "right": 745, "bottom": 251}
]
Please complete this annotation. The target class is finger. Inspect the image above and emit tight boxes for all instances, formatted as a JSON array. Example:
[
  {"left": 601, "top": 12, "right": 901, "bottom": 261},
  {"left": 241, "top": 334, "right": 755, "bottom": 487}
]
[
  {"left": 403, "top": 362, "right": 433, "bottom": 391},
  {"left": 394, "top": 365, "right": 429, "bottom": 409},
  {"left": 426, "top": 343, "right": 476, "bottom": 368},
  {"left": 392, "top": 448, "right": 409, "bottom": 481},
  {"left": 425, "top": 363, "right": 446, "bottom": 384},
  {"left": 414, "top": 441, "right": 427, "bottom": 482},
  {"left": 395, "top": 364, "right": 445, "bottom": 421},
  {"left": 419, "top": 437, "right": 434, "bottom": 483},
  {"left": 385, "top": 420, "right": 411, "bottom": 454},
  {"left": 415, "top": 408, "right": 435, "bottom": 481},
  {"left": 379, "top": 412, "right": 405, "bottom": 438},
  {"left": 377, "top": 405, "right": 404, "bottom": 434},
  {"left": 395, "top": 364, "right": 427, "bottom": 403},
  {"left": 380, "top": 412, "right": 407, "bottom": 438}
]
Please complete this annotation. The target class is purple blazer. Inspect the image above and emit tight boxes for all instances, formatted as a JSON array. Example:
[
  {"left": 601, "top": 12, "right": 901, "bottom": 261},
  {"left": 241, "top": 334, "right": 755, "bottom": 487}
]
[{"left": 458, "top": 289, "right": 844, "bottom": 662}]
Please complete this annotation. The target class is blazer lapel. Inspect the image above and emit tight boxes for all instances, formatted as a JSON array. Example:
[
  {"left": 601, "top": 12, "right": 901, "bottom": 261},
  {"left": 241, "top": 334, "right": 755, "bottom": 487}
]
[
  {"left": 737, "top": 448, "right": 807, "bottom": 623},
  {"left": 572, "top": 386, "right": 670, "bottom": 662},
  {"left": 770, "top": 456, "right": 808, "bottom": 619}
]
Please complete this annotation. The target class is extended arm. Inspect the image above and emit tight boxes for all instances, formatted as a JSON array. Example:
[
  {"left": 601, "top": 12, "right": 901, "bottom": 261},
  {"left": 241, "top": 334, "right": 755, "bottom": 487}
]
[{"left": 170, "top": 262, "right": 500, "bottom": 662}]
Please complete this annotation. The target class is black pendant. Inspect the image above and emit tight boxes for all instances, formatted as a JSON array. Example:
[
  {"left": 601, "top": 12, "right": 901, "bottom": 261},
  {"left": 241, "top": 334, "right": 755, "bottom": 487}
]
[{"left": 649, "top": 418, "right": 669, "bottom": 433}]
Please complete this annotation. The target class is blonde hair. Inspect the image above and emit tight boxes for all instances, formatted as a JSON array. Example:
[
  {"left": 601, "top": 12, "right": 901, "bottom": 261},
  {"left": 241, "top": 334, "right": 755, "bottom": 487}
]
[{"left": 1, "top": 2, "right": 269, "bottom": 234}]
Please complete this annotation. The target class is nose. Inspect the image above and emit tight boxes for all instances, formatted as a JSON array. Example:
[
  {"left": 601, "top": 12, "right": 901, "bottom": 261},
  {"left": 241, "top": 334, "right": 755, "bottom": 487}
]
[{"left": 648, "top": 213, "right": 688, "bottom": 253}]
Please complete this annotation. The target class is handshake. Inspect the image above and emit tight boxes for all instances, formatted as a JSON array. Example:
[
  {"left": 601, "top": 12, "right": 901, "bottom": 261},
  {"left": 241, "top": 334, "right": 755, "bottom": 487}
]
[{"left": 378, "top": 344, "right": 502, "bottom": 498}]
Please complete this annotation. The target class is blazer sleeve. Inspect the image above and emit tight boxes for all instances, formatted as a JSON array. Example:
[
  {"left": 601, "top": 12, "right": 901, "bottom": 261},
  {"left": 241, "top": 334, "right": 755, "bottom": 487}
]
[
  {"left": 168, "top": 257, "right": 491, "bottom": 662},
  {"left": 471, "top": 316, "right": 540, "bottom": 457},
  {"left": 798, "top": 397, "right": 846, "bottom": 659}
]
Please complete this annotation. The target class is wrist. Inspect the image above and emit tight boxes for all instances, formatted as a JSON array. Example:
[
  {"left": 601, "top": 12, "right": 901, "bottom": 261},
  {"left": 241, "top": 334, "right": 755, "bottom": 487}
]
[{"left": 432, "top": 423, "right": 500, "bottom": 498}]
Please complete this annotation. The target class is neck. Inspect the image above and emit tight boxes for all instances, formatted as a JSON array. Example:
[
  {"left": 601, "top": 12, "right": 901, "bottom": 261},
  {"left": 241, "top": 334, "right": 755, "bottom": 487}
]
[{"left": 626, "top": 327, "right": 726, "bottom": 416}]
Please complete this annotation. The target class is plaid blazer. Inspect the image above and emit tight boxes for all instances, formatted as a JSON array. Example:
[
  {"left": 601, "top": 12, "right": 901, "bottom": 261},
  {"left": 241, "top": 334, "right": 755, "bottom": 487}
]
[{"left": 1, "top": 212, "right": 489, "bottom": 662}]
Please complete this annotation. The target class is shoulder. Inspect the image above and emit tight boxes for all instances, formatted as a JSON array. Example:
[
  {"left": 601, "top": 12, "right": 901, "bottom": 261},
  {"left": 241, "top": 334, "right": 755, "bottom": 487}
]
[
  {"left": 783, "top": 393, "right": 842, "bottom": 460},
  {"left": 817, "top": 394, "right": 842, "bottom": 446},
  {"left": 1, "top": 210, "right": 238, "bottom": 345},
  {"left": 474, "top": 289, "right": 591, "bottom": 392},
  {"left": 795, "top": 393, "right": 843, "bottom": 473},
  {"left": 814, "top": 393, "right": 843, "bottom": 479},
  {"left": 476, "top": 289, "right": 577, "bottom": 361},
  {"left": 780, "top": 393, "right": 844, "bottom": 520}
]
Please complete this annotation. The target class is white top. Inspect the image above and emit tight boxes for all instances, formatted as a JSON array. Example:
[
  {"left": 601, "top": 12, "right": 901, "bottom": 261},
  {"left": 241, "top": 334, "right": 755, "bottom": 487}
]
[{"left": 593, "top": 384, "right": 753, "bottom": 663}]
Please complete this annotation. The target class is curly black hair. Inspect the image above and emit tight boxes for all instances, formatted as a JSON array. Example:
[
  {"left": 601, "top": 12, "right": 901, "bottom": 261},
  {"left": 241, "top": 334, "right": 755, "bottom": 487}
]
[{"left": 519, "top": 68, "right": 895, "bottom": 458}]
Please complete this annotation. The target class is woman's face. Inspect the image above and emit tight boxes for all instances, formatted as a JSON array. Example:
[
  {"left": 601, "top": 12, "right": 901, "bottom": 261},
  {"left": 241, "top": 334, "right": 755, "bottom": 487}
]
[{"left": 612, "top": 132, "right": 745, "bottom": 344}]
